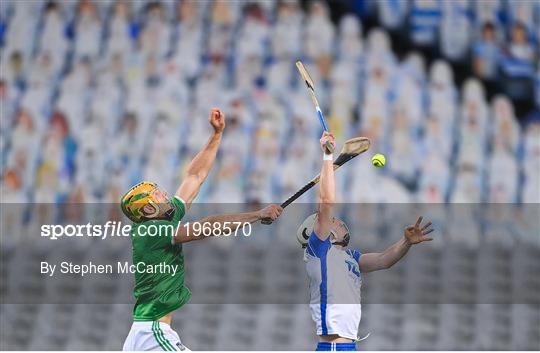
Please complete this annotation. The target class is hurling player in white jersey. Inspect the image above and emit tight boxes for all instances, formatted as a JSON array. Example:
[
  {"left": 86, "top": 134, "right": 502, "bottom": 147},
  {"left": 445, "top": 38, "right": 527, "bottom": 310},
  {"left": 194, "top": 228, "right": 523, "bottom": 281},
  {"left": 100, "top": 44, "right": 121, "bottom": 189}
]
[{"left": 301, "top": 132, "right": 435, "bottom": 351}]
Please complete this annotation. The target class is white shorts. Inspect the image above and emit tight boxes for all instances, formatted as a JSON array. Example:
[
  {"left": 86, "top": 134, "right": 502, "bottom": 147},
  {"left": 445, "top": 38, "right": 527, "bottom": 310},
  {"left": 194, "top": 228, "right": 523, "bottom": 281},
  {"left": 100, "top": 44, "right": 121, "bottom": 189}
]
[{"left": 123, "top": 321, "right": 190, "bottom": 351}]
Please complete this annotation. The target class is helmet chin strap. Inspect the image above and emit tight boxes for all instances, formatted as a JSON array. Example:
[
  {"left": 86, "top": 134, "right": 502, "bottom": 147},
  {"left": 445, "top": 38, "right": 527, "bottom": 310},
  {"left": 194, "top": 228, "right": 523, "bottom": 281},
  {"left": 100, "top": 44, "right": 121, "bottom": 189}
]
[
  {"left": 332, "top": 233, "right": 350, "bottom": 247},
  {"left": 331, "top": 219, "right": 351, "bottom": 247},
  {"left": 163, "top": 206, "right": 175, "bottom": 220}
]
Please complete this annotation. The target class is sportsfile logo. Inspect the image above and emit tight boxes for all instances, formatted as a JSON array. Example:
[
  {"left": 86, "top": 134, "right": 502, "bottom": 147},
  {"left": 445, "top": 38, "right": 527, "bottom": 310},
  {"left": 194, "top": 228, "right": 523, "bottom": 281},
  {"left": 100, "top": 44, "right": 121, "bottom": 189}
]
[
  {"left": 41, "top": 221, "right": 137, "bottom": 240},
  {"left": 40, "top": 221, "right": 252, "bottom": 240}
]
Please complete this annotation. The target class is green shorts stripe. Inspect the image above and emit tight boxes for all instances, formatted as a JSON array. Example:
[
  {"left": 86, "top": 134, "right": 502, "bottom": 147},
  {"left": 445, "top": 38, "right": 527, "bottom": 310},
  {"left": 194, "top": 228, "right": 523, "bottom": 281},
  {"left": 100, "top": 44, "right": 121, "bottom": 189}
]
[
  {"left": 157, "top": 323, "right": 177, "bottom": 351},
  {"left": 152, "top": 322, "right": 173, "bottom": 351},
  {"left": 151, "top": 322, "right": 168, "bottom": 351},
  {"left": 153, "top": 322, "right": 176, "bottom": 351}
]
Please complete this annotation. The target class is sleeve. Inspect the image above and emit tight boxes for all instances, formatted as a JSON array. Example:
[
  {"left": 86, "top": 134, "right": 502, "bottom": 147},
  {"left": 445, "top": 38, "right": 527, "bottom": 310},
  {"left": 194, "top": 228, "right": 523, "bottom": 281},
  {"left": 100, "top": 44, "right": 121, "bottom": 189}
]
[
  {"left": 306, "top": 231, "right": 331, "bottom": 258},
  {"left": 350, "top": 249, "right": 362, "bottom": 263},
  {"left": 171, "top": 196, "right": 186, "bottom": 223},
  {"left": 167, "top": 196, "right": 187, "bottom": 245},
  {"left": 136, "top": 219, "right": 177, "bottom": 250}
]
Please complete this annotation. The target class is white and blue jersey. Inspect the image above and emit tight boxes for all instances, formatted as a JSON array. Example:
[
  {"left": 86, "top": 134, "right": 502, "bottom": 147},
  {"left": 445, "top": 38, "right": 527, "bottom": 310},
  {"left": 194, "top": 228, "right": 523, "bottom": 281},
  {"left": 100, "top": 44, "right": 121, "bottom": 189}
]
[{"left": 304, "top": 231, "right": 362, "bottom": 341}]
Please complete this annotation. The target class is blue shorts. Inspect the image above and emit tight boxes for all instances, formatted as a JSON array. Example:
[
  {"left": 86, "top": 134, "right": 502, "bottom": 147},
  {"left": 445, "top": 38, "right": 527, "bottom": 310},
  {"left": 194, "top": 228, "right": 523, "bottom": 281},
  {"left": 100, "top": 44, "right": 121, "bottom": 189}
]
[{"left": 316, "top": 342, "right": 357, "bottom": 351}]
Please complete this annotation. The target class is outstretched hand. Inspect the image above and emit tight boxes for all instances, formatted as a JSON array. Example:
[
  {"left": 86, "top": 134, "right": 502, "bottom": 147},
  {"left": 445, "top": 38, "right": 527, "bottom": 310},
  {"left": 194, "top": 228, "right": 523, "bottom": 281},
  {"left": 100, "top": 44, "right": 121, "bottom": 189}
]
[
  {"left": 258, "top": 204, "right": 283, "bottom": 222},
  {"left": 209, "top": 108, "right": 225, "bottom": 133},
  {"left": 404, "top": 216, "right": 434, "bottom": 245}
]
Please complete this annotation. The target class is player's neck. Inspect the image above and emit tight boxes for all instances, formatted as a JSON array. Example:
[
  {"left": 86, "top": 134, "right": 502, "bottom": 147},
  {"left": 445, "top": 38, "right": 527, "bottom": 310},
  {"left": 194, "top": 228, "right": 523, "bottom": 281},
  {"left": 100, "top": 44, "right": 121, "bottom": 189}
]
[{"left": 157, "top": 312, "right": 174, "bottom": 326}]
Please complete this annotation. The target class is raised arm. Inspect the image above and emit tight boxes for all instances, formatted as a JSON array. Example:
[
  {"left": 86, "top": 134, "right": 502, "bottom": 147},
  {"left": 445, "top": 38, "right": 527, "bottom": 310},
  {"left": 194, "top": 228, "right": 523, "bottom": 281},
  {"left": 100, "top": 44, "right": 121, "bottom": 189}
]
[
  {"left": 176, "top": 108, "right": 225, "bottom": 206},
  {"left": 313, "top": 132, "right": 336, "bottom": 241},
  {"left": 174, "top": 204, "right": 283, "bottom": 243},
  {"left": 359, "top": 216, "right": 434, "bottom": 273}
]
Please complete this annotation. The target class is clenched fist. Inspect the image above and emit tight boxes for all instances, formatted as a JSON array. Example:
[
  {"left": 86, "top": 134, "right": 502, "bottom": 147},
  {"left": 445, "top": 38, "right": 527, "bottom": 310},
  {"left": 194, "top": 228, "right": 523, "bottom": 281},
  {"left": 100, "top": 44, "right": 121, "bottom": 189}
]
[
  {"left": 320, "top": 131, "right": 336, "bottom": 153},
  {"left": 209, "top": 108, "right": 225, "bottom": 133},
  {"left": 258, "top": 204, "right": 283, "bottom": 222}
]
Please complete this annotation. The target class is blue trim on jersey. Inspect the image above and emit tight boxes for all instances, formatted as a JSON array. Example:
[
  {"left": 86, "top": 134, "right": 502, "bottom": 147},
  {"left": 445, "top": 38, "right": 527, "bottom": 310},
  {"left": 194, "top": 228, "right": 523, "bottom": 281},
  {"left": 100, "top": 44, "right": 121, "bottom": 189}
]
[
  {"left": 316, "top": 342, "right": 357, "bottom": 351},
  {"left": 308, "top": 231, "right": 332, "bottom": 335},
  {"left": 346, "top": 249, "right": 361, "bottom": 263},
  {"left": 306, "top": 244, "right": 315, "bottom": 257},
  {"left": 320, "top": 247, "right": 328, "bottom": 335},
  {"left": 308, "top": 231, "right": 332, "bottom": 258}
]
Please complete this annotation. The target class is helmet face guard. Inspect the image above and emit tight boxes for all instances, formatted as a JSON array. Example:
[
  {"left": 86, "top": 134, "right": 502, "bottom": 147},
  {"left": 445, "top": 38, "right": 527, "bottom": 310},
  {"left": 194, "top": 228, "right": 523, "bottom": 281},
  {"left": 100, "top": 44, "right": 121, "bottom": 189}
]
[
  {"left": 297, "top": 214, "right": 351, "bottom": 248},
  {"left": 331, "top": 219, "right": 351, "bottom": 247},
  {"left": 331, "top": 231, "right": 350, "bottom": 247},
  {"left": 121, "top": 182, "right": 174, "bottom": 222}
]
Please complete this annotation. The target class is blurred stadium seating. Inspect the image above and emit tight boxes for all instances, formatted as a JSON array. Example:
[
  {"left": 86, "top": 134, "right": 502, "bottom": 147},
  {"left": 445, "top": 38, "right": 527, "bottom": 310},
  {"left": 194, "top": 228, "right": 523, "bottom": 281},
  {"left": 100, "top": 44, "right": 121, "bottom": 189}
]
[
  {"left": 0, "top": 0, "right": 539, "bottom": 351},
  {"left": 1, "top": 0, "right": 539, "bottom": 204}
]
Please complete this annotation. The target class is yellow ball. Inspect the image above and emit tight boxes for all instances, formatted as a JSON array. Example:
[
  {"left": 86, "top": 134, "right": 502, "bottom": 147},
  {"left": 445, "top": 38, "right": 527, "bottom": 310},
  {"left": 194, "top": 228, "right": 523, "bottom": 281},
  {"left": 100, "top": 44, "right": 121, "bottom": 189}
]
[{"left": 372, "top": 153, "right": 386, "bottom": 168}]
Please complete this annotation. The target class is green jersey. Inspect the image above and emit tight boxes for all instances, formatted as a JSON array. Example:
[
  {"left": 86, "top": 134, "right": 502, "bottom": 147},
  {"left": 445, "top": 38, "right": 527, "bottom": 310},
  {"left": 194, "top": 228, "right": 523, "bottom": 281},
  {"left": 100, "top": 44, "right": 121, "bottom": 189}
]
[{"left": 130, "top": 196, "right": 191, "bottom": 321}]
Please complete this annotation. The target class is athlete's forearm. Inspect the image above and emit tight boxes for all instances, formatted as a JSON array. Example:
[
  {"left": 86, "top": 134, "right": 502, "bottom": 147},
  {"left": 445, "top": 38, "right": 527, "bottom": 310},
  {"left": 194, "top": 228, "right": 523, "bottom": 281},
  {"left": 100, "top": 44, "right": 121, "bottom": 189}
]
[
  {"left": 199, "top": 211, "right": 261, "bottom": 227},
  {"left": 380, "top": 236, "right": 411, "bottom": 268},
  {"left": 376, "top": 237, "right": 411, "bottom": 272},
  {"left": 175, "top": 132, "right": 222, "bottom": 204},
  {"left": 315, "top": 156, "right": 335, "bottom": 239},
  {"left": 319, "top": 158, "right": 335, "bottom": 205},
  {"left": 174, "top": 211, "right": 260, "bottom": 243},
  {"left": 360, "top": 236, "right": 412, "bottom": 272},
  {"left": 185, "top": 132, "right": 222, "bottom": 183}
]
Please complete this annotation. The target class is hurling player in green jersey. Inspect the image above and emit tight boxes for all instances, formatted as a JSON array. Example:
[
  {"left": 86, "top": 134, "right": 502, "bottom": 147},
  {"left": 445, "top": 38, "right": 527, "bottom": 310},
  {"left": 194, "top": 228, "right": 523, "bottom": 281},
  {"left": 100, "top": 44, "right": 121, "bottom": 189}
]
[{"left": 121, "top": 108, "right": 283, "bottom": 351}]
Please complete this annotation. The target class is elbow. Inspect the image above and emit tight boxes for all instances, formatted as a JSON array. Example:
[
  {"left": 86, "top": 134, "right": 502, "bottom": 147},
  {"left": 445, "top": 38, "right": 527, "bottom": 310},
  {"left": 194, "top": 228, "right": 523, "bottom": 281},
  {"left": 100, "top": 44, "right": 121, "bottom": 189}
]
[
  {"left": 175, "top": 233, "right": 197, "bottom": 244},
  {"left": 174, "top": 226, "right": 193, "bottom": 244},
  {"left": 173, "top": 235, "right": 186, "bottom": 244},
  {"left": 174, "top": 228, "right": 191, "bottom": 243},
  {"left": 319, "top": 196, "right": 335, "bottom": 205},
  {"left": 318, "top": 199, "right": 335, "bottom": 217},
  {"left": 187, "top": 171, "right": 206, "bottom": 187}
]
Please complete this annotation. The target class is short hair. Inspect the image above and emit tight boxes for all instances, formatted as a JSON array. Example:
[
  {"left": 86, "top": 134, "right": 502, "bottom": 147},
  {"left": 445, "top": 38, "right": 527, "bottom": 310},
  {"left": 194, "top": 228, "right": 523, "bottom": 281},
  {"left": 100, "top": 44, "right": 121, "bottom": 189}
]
[
  {"left": 482, "top": 22, "right": 495, "bottom": 32},
  {"left": 512, "top": 21, "right": 526, "bottom": 32}
]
